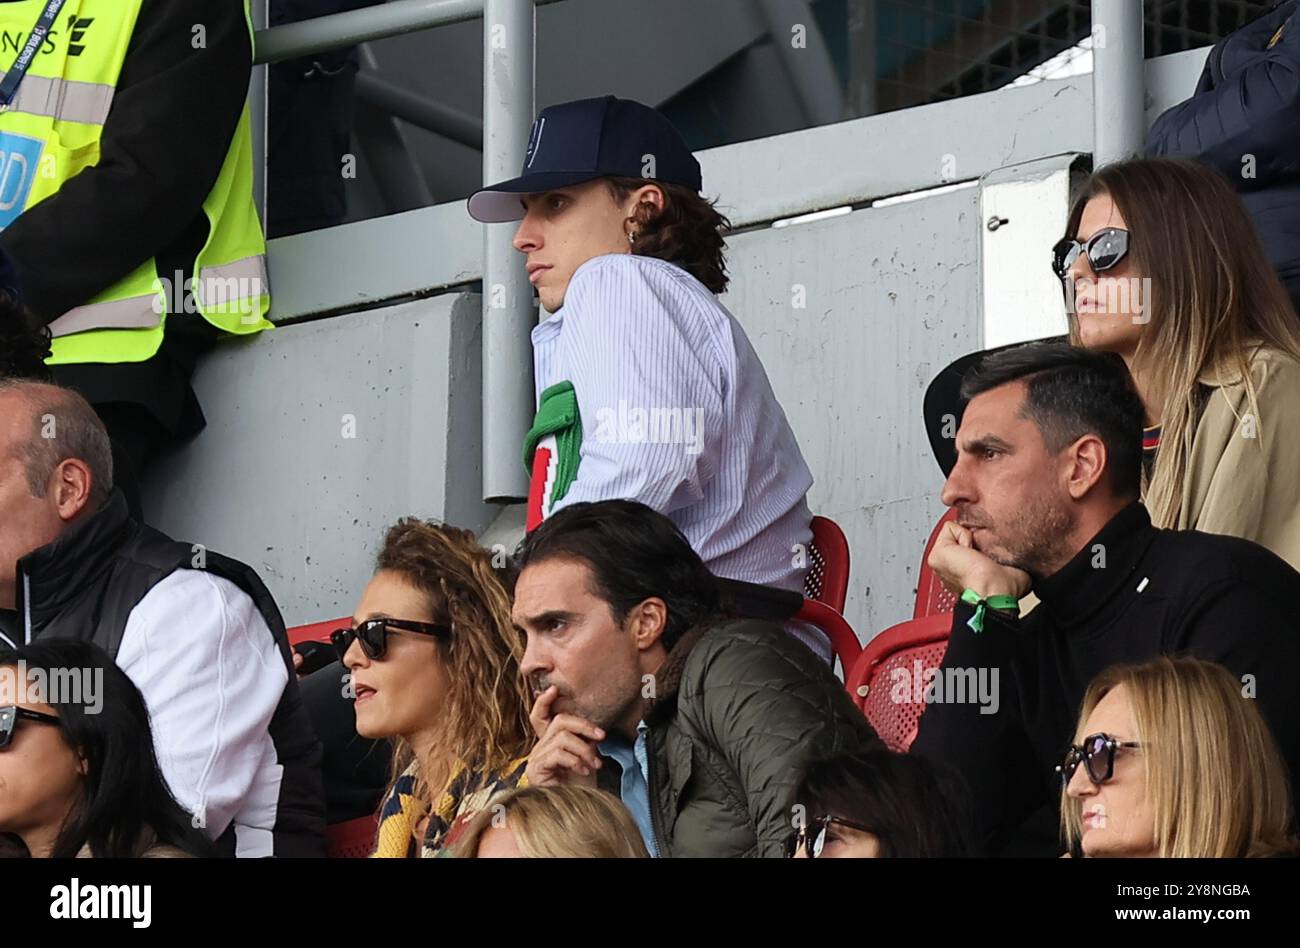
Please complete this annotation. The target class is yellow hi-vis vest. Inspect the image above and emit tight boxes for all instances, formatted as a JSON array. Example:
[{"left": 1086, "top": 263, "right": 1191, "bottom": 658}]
[{"left": 0, "top": 0, "right": 272, "bottom": 365}]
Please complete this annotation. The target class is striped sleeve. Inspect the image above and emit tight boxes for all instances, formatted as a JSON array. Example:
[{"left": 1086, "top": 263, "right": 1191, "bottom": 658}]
[{"left": 553, "top": 257, "right": 726, "bottom": 515}]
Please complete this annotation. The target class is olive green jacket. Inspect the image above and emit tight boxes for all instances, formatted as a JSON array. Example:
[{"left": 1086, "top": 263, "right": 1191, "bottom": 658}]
[{"left": 598, "top": 618, "right": 882, "bottom": 858}]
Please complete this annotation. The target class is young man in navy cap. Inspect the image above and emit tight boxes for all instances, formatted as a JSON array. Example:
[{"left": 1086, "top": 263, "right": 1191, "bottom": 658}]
[{"left": 468, "top": 96, "right": 824, "bottom": 656}]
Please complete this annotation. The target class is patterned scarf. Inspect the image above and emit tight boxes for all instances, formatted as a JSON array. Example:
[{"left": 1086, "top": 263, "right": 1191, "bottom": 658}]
[{"left": 372, "top": 756, "right": 529, "bottom": 858}]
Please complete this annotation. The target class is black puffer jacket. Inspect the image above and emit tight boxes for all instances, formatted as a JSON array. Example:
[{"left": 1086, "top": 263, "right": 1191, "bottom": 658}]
[{"left": 1147, "top": 0, "right": 1300, "bottom": 311}]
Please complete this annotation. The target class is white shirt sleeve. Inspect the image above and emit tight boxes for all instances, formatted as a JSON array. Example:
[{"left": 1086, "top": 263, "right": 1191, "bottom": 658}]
[
  {"left": 554, "top": 257, "right": 727, "bottom": 514},
  {"left": 116, "top": 569, "right": 288, "bottom": 843}
]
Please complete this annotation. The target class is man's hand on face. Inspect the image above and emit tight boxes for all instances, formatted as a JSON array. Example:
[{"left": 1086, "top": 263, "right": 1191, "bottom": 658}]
[
  {"left": 927, "top": 519, "right": 1032, "bottom": 602},
  {"left": 524, "top": 685, "right": 604, "bottom": 788}
]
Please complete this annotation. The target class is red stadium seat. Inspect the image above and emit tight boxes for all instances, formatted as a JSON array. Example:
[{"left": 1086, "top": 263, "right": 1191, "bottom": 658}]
[
  {"left": 914, "top": 508, "right": 959, "bottom": 618},
  {"left": 327, "top": 814, "right": 378, "bottom": 858},
  {"left": 804, "top": 515, "right": 851, "bottom": 612},
  {"left": 795, "top": 598, "right": 862, "bottom": 671},
  {"left": 845, "top": 613, "right": 951, "bottom": 751},
  {"left": 287, "top": 618, "right": 346, "bottom": 648},
  {"left": 800, "top": 514, "right": 860, "bottom": 670}
]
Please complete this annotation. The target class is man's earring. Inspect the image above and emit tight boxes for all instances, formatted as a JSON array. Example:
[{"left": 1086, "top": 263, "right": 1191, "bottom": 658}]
[{"left": 627, "top": 229, "right": 637, "bottom": 245}]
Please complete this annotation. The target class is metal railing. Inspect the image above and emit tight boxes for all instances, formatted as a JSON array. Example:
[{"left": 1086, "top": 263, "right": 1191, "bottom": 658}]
[
  {"left": 253, "top": 0, "right": 562, "bottom": 65},
  {"left": 253, "top": 0, "right": 559, "bottom": 503},
  {"left": 246, "top": 0, "right": 1154, "bottom": 502},
  {"left": 1093, "top": 0, "right": 1145, "bottom": 166}
]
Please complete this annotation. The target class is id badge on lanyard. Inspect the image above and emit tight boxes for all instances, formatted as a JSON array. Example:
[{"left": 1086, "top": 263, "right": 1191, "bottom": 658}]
[{"left": 0, "top": 0, "right": 70, "bottom": 111}]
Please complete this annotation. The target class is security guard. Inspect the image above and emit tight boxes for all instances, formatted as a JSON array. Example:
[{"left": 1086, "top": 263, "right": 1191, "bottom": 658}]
[{"left": 0, "top": 0, "right": 272, "bottom": 515}]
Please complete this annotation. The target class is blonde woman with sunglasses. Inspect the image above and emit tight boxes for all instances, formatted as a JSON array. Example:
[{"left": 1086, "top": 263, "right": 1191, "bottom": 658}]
[{"left": 1060, "top": 655, "right": 1298, "bottom": 858}]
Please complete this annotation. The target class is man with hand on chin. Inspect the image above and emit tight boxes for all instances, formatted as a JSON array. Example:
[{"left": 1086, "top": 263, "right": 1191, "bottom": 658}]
[
  {"left": 513, "top": 500, "right": 879, "bottom": 857},
  {"left": 910, "top": 342, "right": 1300, "bottom": 856}
]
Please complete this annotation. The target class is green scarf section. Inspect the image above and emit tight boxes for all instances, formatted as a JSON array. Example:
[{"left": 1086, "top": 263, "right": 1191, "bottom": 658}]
[{"left": 523, "top": 380, "right": 583, "bottom": 509}]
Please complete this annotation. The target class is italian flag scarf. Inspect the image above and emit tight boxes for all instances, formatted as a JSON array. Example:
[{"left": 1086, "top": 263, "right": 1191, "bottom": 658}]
[{"left": 523, "top": 380, "right": 583, "bottom": 532}]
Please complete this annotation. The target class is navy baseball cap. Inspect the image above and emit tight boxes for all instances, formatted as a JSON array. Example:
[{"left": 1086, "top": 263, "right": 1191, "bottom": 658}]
[{"left": 467, "top": 96, "right": 703, "bottom": 223}]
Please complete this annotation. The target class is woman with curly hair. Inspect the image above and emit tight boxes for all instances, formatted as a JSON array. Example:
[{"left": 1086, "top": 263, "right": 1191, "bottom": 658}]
[{"left": 331, "top": 519, "right": 533, "bottom": 857}]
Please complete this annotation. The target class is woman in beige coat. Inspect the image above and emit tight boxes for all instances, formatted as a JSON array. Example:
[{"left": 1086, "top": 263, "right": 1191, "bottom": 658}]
[{"left": 1054, "top": 157, "right": 1300, "bottom": 569}]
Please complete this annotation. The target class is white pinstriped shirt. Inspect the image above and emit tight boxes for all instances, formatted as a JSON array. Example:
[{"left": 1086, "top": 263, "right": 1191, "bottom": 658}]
[{"left": 531, "top": 253, "right": 815, "bottom": 595}]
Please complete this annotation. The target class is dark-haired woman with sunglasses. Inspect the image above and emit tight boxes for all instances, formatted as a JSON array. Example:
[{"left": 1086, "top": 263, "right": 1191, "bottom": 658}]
[
  {"left": 337, "top": 518, "right": 532, "bottom": 857},
  {"left": 0, "top": 640, "right": 214, "bottom": 858},
  {"left": 1055, "top": 157, "right": 1300, "bottom": 571},
  {"left": 1061, "top": 656, "right": 1298, "bottom": 858},
  {"left": 784, "top": 749, "right": 974, "bottom": 858}
]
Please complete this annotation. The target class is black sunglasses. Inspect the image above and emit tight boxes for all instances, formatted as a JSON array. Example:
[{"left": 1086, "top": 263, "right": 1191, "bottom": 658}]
[
  {"left": 783, "top": 815, "right": 877, "bottom": 859},
  {"left": 1056, "top": 732, "right": 1142, "bottom": 787},
  {"left": 0, "top": 705, "right": 60, "bottom": 750},
  {"left": 330, "top": 617, "right": 452, "bottom": 662},
  {"left": 1051, "top": 227, "right": 1130, "bottom": 280}
]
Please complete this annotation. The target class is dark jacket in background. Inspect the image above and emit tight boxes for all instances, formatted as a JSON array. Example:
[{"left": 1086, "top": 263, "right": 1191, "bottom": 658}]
[
  {"left": 912, "top": 502, "right": 1300, "bottom": 856},
  {"left": 298, "top": 658, "right": 392, "bottom": 824},
  {"left": 267, "top": 0, "right": 383, "bottom": 237},
  {"left": 0, "top": 491, "right": 326, "bottom": 857},
  {"left": 1147, "top": 0, "right": 1300, "bottom": 312},
  {"left": 597, "top": 618, "right": 882, "bottom": 858}
]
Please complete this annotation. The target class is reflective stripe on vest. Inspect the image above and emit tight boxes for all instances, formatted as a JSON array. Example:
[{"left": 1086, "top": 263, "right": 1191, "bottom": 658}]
[
  {"left": 48, "top": 293, "right": 160, "bottom": 336},
  {"left": 46, "top": 253, "right": 270, "bottom": 339},
  {"left": 197, "top": 253, "right": 270, "bottom": 321},
  {"left": 0, "top": 71, "right": 114, "bottom": 126}
]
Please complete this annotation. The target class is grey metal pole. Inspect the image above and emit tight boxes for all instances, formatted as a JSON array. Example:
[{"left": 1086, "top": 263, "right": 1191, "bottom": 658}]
[
  {"left": 256, "top": 0, "right": 483, "bottom": 65},
  {"left": 253, "top": 0, "right": 565, "bottom": 65},
  {"left": 1091, "top": 0, "right": 1145, "bottom": 166},
  {"left": 481, "top": 0, "right": 535, "bottom": 503},
  {"left": 355, "top": 70, "right": 484, "bottom": 150},
  {"left": 758, "top": 0, "right": 845, "bottom": 127},
  {"left": 846, "top": 0, "right": 877, "bottom": 118},
  {"left": 355, "top": 44, "right": 437, "bottom": 213}
]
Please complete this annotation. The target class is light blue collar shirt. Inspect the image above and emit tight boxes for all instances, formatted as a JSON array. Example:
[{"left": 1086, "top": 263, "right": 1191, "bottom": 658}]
[{"left": 598, "top": 721, "right": 659, "bottom": 857}]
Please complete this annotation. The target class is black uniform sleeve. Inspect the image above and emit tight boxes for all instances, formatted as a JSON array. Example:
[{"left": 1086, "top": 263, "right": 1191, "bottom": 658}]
[
  {"left": 910, "top": 602, "right": 1046, "bottom": 855},
  {"left": 0, "top": 0, "right": 253, "bottom": 324}
]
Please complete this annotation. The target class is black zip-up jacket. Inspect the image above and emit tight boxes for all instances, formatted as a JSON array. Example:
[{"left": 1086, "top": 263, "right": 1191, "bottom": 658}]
[
  {"left": 0, "top": 490, "right": 326, "bottom": 857},
  {"left": 912, "top": 502, "right": 1300, "bottom": 856}
]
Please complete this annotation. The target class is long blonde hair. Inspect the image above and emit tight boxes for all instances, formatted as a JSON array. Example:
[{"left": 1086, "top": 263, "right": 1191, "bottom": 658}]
[
  {"left": 449, "top": 785, "right": 649, "bottom": 858},
  {"left": 374, "top": 519, "right": 533, "bottom": 825},
  {"left": 1064, "top": 158, "right": 1300, "bottom": 527},
  {"left": 1061, "top": 656, "right": 1297, "bottom": 858}
]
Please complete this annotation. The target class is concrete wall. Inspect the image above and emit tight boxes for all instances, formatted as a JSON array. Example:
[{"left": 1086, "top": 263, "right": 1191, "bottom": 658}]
[
  {"left": 724, "top": 188, "right": 981, "bottom": 636},
  {"left": 144, "top": 293, "right": 492, "bottom": 625},
  {"left": 152, "top": 46, "right": 1213, "bottom": 636}
]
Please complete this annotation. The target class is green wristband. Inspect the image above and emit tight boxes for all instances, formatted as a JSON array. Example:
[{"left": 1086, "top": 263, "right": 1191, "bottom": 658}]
[{"left": 960, "top": 588, "right": 1020, "bottom": 633}]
